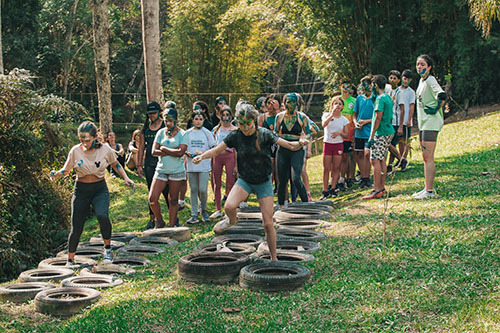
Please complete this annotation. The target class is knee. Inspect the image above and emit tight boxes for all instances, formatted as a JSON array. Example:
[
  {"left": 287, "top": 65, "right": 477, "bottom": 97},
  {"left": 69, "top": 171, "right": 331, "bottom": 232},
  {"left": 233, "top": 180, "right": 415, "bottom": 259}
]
[
  {"left": 224, "top": 201, "right": 238, "bottom": 212},
  {"left": 95, "top": 212, "right": 109, "bottom": 222}
]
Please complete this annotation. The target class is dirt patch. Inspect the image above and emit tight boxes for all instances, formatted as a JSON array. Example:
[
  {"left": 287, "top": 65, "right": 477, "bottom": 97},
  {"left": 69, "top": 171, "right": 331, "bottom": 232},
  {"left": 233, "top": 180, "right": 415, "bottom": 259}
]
[{"left": 445, "top": 103, "right": 500, "bottom": 124}]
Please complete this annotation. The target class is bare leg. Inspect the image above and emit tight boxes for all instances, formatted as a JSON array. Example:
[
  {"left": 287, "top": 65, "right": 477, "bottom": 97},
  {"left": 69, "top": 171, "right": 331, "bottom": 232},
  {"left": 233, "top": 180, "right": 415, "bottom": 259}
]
[
  {"left": 322, "top": 154, "right": 333, "bottom": 191},
  {"left": 331, "top": 155, "right": 343, "bottom": 189},
  {"left": 224, "top": 185, "right": 250, "bottom": 224},
  {"left": 421, "top": 141, "right": 437, "bottom": 190},
  {"left": 149, "top": 178, "right": 168, "bottom": 225},
  {"left": 258, "top": 195, "right": 277, "bottom": 260},
  {"left": 167, "top": 180, "right": 183, "bottom": 227}
]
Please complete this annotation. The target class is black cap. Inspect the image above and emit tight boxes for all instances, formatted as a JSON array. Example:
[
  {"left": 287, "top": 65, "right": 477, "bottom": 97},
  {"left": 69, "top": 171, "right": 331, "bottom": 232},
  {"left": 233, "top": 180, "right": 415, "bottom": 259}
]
[{"left": 146, "top": 101, "right": 162, "bottom": 114}]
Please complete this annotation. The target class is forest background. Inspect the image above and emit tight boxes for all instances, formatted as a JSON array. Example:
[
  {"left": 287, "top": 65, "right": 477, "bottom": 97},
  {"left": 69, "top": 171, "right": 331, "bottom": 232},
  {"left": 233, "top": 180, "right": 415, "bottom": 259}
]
[{"left": 0, "top": 0, "right": 499, "bottom": 280}]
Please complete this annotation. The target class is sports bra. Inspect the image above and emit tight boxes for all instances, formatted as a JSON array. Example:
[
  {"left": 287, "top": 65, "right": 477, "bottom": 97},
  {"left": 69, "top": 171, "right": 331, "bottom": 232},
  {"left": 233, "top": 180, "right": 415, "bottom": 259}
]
[{"left": 279, "top": 116, "right": 302, "bottom": 136}]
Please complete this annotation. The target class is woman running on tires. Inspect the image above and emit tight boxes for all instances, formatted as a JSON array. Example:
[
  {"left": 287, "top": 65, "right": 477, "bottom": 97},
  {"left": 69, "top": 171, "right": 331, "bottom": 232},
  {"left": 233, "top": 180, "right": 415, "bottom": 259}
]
[
  {"left": 413, "top": 54, "right": 446, "bottom": 199},
  {"left": 149, "top": 107, "right": 188, "bottom": 228},
  {"left": 193, "top": 100, "right": 308, "bottom": 260},
  {"left": 49, "top": 121, "right": 135, "bottom": 265}
]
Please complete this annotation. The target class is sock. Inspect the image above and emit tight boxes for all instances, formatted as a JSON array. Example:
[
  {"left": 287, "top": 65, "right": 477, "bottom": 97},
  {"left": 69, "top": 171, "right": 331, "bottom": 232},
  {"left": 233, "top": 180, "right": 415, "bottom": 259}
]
[
  {"left": 339, "top": 177, "right": 345, "bottom": 183},
  {"left": 104, "top": 245, "right": 111, "bottom": 250},
  {"left": 67, "top": 258, "right": 74, "bottom": 263}
]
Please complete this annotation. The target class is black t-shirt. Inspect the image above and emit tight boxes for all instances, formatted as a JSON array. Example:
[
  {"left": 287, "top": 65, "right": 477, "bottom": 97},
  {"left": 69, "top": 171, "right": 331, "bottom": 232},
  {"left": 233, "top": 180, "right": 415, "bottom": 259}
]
[
  {"left": 211, "top": 113, "right": 220, "bottom": 127},
  {"left": 224, "top": 127, "right": 279, "bottom": 184},
  {"left": 144, "top": 122, "right": 165, "bottom": 166}
]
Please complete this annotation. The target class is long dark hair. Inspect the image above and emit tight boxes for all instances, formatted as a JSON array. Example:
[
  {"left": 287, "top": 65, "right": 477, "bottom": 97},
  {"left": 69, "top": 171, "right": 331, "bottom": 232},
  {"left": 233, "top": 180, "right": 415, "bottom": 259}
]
[
  {"left": 213, "top": 105, "right": 233, "bottom": 136},
  {"left": 78, "top": 121, "right": 103, "bottom": 148},
  {"left": 417, "top": 54, "right": 435, "bottom": 75}
]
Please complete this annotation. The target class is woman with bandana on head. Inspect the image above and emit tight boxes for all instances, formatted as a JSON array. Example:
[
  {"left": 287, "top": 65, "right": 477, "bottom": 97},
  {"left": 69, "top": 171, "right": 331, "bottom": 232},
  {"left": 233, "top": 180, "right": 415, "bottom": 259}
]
[
  {"left": 413, "top": 54, "right": 446, "bottom": 199},
  {"left": 274, "top": 93, "right": 311, "bottom": 207},
  {"left": 49, "top": 121, "right": 135, "bottom": 266},
  {"left": 210, "top": 105, "right": 238, "bottom": 220},
  {"left": 149, "top": 107, "right": 189, "bottom": 228},
  {"left": 193, "top": 100, "right": 308, "bottom": 260}
]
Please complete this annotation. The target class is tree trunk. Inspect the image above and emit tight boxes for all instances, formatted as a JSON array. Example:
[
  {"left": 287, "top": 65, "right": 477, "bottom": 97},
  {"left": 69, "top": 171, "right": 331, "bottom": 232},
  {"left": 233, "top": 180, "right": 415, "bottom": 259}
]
[
  {"left": 92, "top": 0, "right": 113, "bottom": 134},
  {"left": 62, "top": 0, "right": 80, "bottom": 97},
  {"left": 141, "top": 0, "right": 163, "bottom": 104},
  {"left": 0, "top": 1, "right": 3, "bottom": 74}
]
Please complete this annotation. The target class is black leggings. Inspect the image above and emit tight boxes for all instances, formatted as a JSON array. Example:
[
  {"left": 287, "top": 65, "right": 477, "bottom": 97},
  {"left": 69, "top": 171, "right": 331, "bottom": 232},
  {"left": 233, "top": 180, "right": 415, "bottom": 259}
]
[
  {"left": 277, "top": 146, "right": 308, "bottom": 205},
  {"left": 68, "top": 180, "right": 111, "bottom": 253},
  {"left": 144, "top": 164, "right": 169, "bottom": 216}
]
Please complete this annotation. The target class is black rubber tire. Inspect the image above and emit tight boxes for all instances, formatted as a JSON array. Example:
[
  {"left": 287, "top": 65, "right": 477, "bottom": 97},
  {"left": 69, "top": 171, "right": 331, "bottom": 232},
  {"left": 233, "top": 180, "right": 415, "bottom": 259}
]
[
  {"left": 211, "top": 234, "right": 264, "bottom": 248},
  {"left": 38, "top": 256, "right": 97, "bottom": 270},
  {"left": 61, "top": 275, "right": 123, "bottom": 289},
  {"left": 239, "top": 262, "right": 311, "bottom": 292},
  {"left": 112, "top": 256, "right": 151, "bottom": 267},
  {"left": 195, "top": 242, "right": 255, "bottom": 255},
  {"left": 237, "top": 212, "right": 263, "bottom": 220},
  {"left": 89, "top": 232, "right": 138, "bottom": 243},
  {"left": 250, "top": 250, "right": 314, "bottom": 264},
  {"left": 286, "top": 201, "right": 334, "bottom": 211},
  {"left": 274, "top": 209, "right": 332, "bottom": 221},
  {"left": 80, "top": 264, "right": 135, "bottom": 276},
  {"left": 143, "top": 227, "right": 191, "bottom": 242},
  {"left": 117, "top": 245, "right": 165, "bottom": 257},
  {"left": 130, "top": 236, "right": 178, "bottom": 247},
  {"left": 222, "top": 225, "right": 265, "bottom": 236},
  {"left": 177, "top": 252, "right": 250, "bottom": 284},
  {"left": 276, "top": 220, "right": 331, "bottom": 230},
  {"left": 237, "top": 206, "right": 262, "bottom": 213},
  {"left": 258, "top": 240, "right": 321, "bottom": 254},
  {"left": 0, "top": 282, "right": 56, "bottom": 304},
  {"left": 237, "top": 219, "right": 263, "bottom": 226},
  {"left": 19, "top": 268, "right": 75, "bottom": 283},
  {"left": 78, "top": 240, "right": 125, "bottom": 250},
  {"left": 276, "top": 228, "right": 327, "bottom": 242},
  {"left": 35, "top": 287, "right": 101, "bottom": 317},
  {"left": 57, "top": 247, "right": 105, "bottom": 260}
]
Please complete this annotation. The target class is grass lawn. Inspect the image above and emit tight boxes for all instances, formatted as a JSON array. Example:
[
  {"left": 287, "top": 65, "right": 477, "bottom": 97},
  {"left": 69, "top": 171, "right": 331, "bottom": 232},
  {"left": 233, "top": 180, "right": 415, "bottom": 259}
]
[{"left": 1, "top": 111, "right": 500, "bottom": 332}]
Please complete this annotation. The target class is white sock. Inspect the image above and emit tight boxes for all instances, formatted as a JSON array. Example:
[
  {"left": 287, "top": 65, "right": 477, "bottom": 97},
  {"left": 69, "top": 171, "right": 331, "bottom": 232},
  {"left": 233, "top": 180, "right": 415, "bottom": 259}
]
[
  {"left": 339, "top": 177, "right": 345, "bottom": 183},
  {"left": 179, "top": 200, "right": 185, "bottom": 205}
]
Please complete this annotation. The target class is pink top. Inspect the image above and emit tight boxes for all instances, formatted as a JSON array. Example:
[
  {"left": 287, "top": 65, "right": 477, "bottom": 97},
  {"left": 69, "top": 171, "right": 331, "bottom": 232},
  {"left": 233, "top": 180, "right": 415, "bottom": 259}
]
[{"left": 63, "top": 144, "right": 117, "bottom": 179}]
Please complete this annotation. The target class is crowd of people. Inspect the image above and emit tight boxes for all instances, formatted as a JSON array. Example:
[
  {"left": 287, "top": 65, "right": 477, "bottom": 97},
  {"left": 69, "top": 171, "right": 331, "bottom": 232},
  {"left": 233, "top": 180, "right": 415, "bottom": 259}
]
[{"left": 50, "top": 54, "right": 446, "bottom": 264}]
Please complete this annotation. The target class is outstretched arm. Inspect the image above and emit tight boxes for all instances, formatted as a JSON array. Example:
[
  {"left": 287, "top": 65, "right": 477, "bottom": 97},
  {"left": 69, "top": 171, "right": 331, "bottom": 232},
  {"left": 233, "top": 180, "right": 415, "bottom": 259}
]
[
  {"left": 110, "top": 162, "right": 135, "bottom": 189},
  {"left": 193, "top": 142, "right": 229, "bottom": 164},
  {"left": 275, "top": 137, "right": 309, "bottom": 151}
]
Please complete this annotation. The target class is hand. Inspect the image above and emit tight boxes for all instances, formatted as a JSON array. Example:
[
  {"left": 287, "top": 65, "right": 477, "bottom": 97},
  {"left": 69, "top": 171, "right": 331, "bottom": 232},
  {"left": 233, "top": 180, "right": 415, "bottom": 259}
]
[
  {"left": 397, "top": 126, "right": 403, "bottom": 136},
  {"left": 405, "top": 121, "right": 411, "bottom": 127},
  {"left": 366, "top": 138, "right": 375, "bottom": 149},
  {"left": 299, "top": 137, "right": 309, "bottom": 147},
  {"left": 192, "top": 156, "right": 202, "bottom": 164},
  {"left": 306, "top": 150, "right": 312, "bottom": 159},
  {"left": 49, "top": 170, "right": 56, "bottom": 181},
  {"left": 233, "top": 166, "right": 238, "bottom": 176},
  {"left": 136, "top": 166, "right": 143, "bottom": 178},
  {"left": 124, "top": 178, "right": 135, "bottom": 190},
  {"left": 330, "top": 132, "right": 340, "bottom": 139}
]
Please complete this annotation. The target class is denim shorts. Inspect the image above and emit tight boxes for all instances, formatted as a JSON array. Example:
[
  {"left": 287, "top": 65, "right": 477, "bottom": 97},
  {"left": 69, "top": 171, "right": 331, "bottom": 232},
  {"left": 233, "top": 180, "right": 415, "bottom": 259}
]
[
  {"left": 235, "top": 176, "right": 273, "bottom": 199},
  {"left": 153, "top": 171, "right": 186, "bottom": 181}
]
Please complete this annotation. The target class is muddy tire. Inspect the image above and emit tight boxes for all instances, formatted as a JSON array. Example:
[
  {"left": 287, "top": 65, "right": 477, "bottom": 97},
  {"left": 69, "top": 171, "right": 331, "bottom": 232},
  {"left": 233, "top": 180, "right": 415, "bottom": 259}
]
[
  {"left": 34, "top": 287, "right": 100, "bottom": 317},
  {"left": 258, "top": 240, "right": 321, "bottom": 254},
  {"left": 143, "top": 227, "right": 191, "bottom": 242},
  {"left": 276, "top": 228, "right": 326, "bottom": 242},
  {"left": 237, "top": 211, "right": 263, "bottom": 220},
  {"left": 222, "top": 225, "right": 265, "bottom": 236},
  {"left": 0, "top": 282, "right": 56, "bottom": 304},
  {"left": 19, "top": 268, "right": 74, "bottom": 283},
  {"left": 38, "top": 256, "right": 96, "bottom": 270},
  {"left": 178, "top": 252, "right": 250, "bottom": 284},
  {"left": 112, "top": 256, "right": 151, "bottom": 267},
  {"left": 117, "top": 245, "right": 165, "bottom": 257},
  {"left": 286, "top": 201, "right": 334, "bottom": 211},
  {"left": 239, "top": 262, "right": 310, "bottom": 292},
  {"left": 80, "top": 264, "right": 135, "bottom": 276},
  {"left": 274, "top": 209, "right": 331, "bottom": 221},
  {"left": 276, "top": 220, "right": 331, "bottom": 230},
  {"left": 211, "top": 234, "right": 264, "bottom": 248},
  {"left": 57, "top": 247, "right": 105, "bottom": 260},
  {"left": 195, "top": 242, "right": 255, "bottom": 255},
  {"left": 130, "top": 236, "right": 178, "bottom": 247},
  {"left": 78, "top": 240, "right": 125, "bottom": 250},
  {"left": 250, "top": 250, "right": 314, "bottom": 264},
  {"left": 61, "top": 275, "right": 122, "bottom": 289},
  {"left": 89, "top": 232, "right": 138, "bottom": 243},
  {"left": 237, "top": 206, "right": 262, "bottom": 213}
]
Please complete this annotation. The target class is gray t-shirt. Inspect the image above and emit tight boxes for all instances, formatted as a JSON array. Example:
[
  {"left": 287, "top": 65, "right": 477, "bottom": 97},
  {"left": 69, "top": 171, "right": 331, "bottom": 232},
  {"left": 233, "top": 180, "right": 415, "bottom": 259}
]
[{"left": 396, "top": 86, "right": 416, "bottom": 126}]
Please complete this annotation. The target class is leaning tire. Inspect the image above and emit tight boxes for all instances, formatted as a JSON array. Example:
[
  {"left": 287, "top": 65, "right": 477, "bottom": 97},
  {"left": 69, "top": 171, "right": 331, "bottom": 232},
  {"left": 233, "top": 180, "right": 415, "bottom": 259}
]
[
  {"left": 19, "top": 268, "right": 74, "bottom": 283},
  {"left": 258, "top": 240, "right": 321, "bottom": 254},
  {"left": 195, "top": 242, "right": 255, "bottom": 255},
  {"left": 61, "top": 275, "right": 123, "bottom": 289},
  {"left": 34, "top": 287, "right": 100, "bottom": 317},
  {"left": 130, "top": 236, "right": 178, "bottom": 247},
  {"left": 222, "top": 225, "right": 265, "bottom": 236},
  {"left": 276, "top": 220, "right": 331, "bottom": 230},
  {"left": 274, "top": 209, "right": 331, "bottom": 221},
  {"left": 80, "top": 264, "right": 135, "bottom": 276},
  {"left": 276, "top": 228, "right": 326, "bottom": 242},
  {"left": 177, "top": 252, "right": 250, "bottom": 284},
  {"left": 117, "top": 245, "right": 165, "bottom": 257},
  {"left": 211, "top": 234, "right": 264, "bottom": 248},
  {"left": 143, "top": 227, "right": 191, "bottom": 242},
  {"left": 112, "top": 256, "right": 151, "bottom": 267},
  {"left": 0, "top": 282, "right": 56, "bottom": 304},
  {"left": 239, "top": 262, "right": 311, "bottom": 292},
  {"left": 38, "top": 256, "right": 96, "bottom": 270},
  {"left": 57, "top": 247, "right": 104, "bottom": 260},
  {"left": 250, "top": 251, "right": 314, "bottom": 264}
]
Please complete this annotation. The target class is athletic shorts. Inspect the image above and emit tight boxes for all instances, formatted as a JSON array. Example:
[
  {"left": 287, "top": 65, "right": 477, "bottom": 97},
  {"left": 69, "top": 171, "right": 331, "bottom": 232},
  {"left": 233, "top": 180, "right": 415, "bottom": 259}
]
[
  {"left": 354, "top": 138, "right": 368, "bottom": 151},
  {"left": 235, "top": 176, "right": 273, "bottom": 199},
  {"left": 323, "top": 142, "right": 344, "bottom": 156},
  {"left": 391, "top": 126, "right": 400, "bottom": 146},
  {"left": 343, "top": 141, "right": 353, "bottom": 153},
  {"left": 370, "top": 135, "right": 393, "bottom": 160},
  {"left": 419, "top": 130, "right": 439, "bottom": 142},
  {"left": 153, "top": 171, "right": 186, "bottom": 181}
]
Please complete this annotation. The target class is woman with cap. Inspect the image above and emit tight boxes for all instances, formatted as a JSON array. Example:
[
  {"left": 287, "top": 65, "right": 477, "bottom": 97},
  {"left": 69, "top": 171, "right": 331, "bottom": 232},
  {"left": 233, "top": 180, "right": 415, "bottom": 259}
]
[
  {"left": 136, "top": 101, "right": 171, "bottom": 229},
  {"left": 149, "top": 107, "right": 188, "bottom": 228}
]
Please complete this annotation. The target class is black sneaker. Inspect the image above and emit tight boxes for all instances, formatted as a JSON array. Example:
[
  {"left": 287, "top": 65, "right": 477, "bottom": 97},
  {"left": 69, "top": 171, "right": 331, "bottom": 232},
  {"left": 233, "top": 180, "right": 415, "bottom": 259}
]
[
  {"left": 175, "top": 217, "right": 180, "bottom": 227},
  {"left": 329, "top": 188, "right": 338, "bottom": 197},
  {"left": 400, "top": 159, "right": 409, "bottom": 172},
  {"left": 144, "top": 219, "right": 155, "bottom": 230},
  {"left": 393, "top": 159, "right": 402, "bottom": 168},
  {"left": 336, "top": 182, "right": 346, "bottom": 192},
  {"left": 345, "top": 179, "right": 354, "bottom": 188},
  {"left": 320, "top": 191, "right": 330, "bottom": 200},
  {"left": 387, "top": 165, "right": 393, "bottom": 174}
]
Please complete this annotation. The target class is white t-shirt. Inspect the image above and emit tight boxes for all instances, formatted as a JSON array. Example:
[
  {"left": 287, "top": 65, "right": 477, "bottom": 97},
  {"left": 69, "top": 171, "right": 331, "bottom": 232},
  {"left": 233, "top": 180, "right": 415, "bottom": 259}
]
[
  {"left": 397, "top": 86, "right": 416, "bottom": 126},
  {"left": 185, "top": 127, "right": 215, "bottom": 172},
  {"left": 388, "top": 86, "right": 401, "bottom": 126},
  {"left": 322, "top": 114, "right": 349, "bottom": 144}
]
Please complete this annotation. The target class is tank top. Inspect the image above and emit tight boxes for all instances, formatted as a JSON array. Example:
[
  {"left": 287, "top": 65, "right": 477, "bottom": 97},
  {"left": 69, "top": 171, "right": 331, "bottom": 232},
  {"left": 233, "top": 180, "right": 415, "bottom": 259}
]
[
  {"left": 144, "top": 121, "right": 165, "bottom": 166},
  {"left": 279, "top": 116, "right": 302, "bottom": 140}
]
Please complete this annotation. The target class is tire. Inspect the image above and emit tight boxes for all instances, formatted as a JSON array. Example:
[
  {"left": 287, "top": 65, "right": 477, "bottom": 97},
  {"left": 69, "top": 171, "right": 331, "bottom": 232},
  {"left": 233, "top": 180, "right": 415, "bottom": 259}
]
[
  {"left": 117, "top": 245, "right": 165, "bottom": 257},
  {"left": 274, "top": 209, "right": 332, "bottom": 222},
  {"left": 286, "top": 201, "right": 334, "bottom": 211},
  {"left": 112, "top": 256, "right": 151, "bottom": 267},
  {"left": 143, "top": 227, "right": 191, "bottom": 242},
  {"left": 19, "top": 268, "right": 74, "bottom": 283},
  {"left": 80, "top": 264, "right": 135, "bottom": 276},
  {"left": 222, "top": 225, "right": 265, "bottom": 236},
  {"left": 211, "top": 234, "right": 264, "bottom": 248},
  {"left": 78, "top": 240, "right": 125, "bottom": 250},
  {"left": 35, "top": 287, "right": 101, "bottom": 317},
  {"left": 250, "top": 250, "right": 314, "bottom": 264},
  {"left": 258, "top": 240, "right": 321, "bottom": 254},
  {"left": 237, "top": 219, "right": 263, "bottom": 226},
  {"left": 276, "top": 220, "right": 331, "bottom": 230},
  {"left": 237, "top": 206, "right": 262, "bottom": 213},
  {"left": 195, "top": 242, "right": 255, "bottom": 255},
  {"left": 130, "top": 236, "right": 178, "bottom": 247},
  {"left": 237, "top": 212, "right": 262, "bottom": 220},
  {"left": 276, "top": 228, "right": 326, "bottom": 242},
  {"left": 61, "top": 275, "right": 123, "bottom": 289},
  {"left": 38, "top": 256, "right": 97, "bottom": 270},
  {"left": 57, "top": 247, "right": 105, "bottom": 260},
  {"left": 177, "top": 252, "right": 250, "bottom": 285},
  {"left": 239, "top": 262, "right": 311, "bottom": 292},
  {"left": 89, "top": 232, "right": 138, "bottom": 243},
  {"left": 0, "top": 282, "right": 56, "bottom": 304}
]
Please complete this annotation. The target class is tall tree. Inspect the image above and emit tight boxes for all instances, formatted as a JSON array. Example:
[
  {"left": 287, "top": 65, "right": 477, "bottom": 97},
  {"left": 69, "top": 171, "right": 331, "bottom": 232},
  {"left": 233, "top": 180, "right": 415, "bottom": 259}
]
[
  {"left": 92, "top": 0, "right": 112, "bottom": 134},
  {"left": 62, "top": 0, "right": 80, "bottom": 97},
  {"left": 0, "top": 1, "right": 3, "bottom": 74},
  {"left": 141, "top": 0, "right": 163, "bottom": 104},
  {"left": 468, "top": 0, "right": 500, "bottom": 37}
]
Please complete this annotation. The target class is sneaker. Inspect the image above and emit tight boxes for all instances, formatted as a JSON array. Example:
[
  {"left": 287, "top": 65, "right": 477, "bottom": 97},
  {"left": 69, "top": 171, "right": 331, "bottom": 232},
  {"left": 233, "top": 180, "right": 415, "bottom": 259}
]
[
  {"left": 155, "top": 219, "right": 166, "bottom": 229},
  {"left": 413, "top": 190, "right": 436, "bottom": 200},
  {"left": 412, "top": 188, "right": 427, "bottom": 198},
  {"left": 373, "top": 188, "right": 387, "bottom": 199},
  {"left": 307, "top": 192, "right": 313, "bottom": 202},
  {"left": 284, "top": 200, "right": 289, "bottom": 208},
  {"left": 359, "top": 178, "right": 370, "bottom": 189},
  {"left": 210, "top": 210, "right": 222, "bottom": 220},
  {"left": 201, "top": 211, "right": 210, "bottom": 223},
  {"left": 400, "top": 159, "right": 409, "bottom": 172},
  {"left": 336, "top": 182, "right": 346, "bottom": 192},
  {"left": 178, "top": 200, "right": 185, "bottom": 211},
  {"left": 393, "top": 159, "right": 402, "bottom": 168},
  {"left": 144, "top": 219, "right": 155, "bottom": 230},
  {"left": 102, "top": 249, "right": 113, "bottom": 263},
  {"left": 65, "top": 259, "right": 75, "bottom": 267},
  {"left": 186, "top": 216, "right": 200, "bottom": 224},
  {"left": 387, "top": 165, "right": 393, "bottom": 175},
  {"left": 346, "top": 179, "right": 354, "bottom": 188},
  {"left": 362, "top": 189, "right": 378, "bottom": 200},
  {"left": 175, "top": 217, "right": 180, "bottom": 227},
  {"left": 329, "top": 188, "right": 338, "bottom": 198},
  {"left": 213, "top": 217, "right": 234, "bottom": 234},
  {"left": 320, "top": 191, "right": 330, "bottom": 200},
  {"left": 239, "top": 201, "right": 249, "bottom": 209}
]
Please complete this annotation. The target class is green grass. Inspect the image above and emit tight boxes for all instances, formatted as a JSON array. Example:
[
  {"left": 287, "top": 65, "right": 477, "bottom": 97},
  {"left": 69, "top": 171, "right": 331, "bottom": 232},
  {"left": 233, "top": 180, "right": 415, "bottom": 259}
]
[{"left": 1, "top": 111, "right": 500, "bottom": 332}]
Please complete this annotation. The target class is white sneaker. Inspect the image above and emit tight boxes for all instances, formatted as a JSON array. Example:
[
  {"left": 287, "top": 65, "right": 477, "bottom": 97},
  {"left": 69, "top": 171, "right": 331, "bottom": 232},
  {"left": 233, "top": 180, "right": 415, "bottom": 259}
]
[
  {"left": 239, "top": 201, "right": 249, "bottom": 209},
  {"left": 257, "top": 242, "right": 269, "bottom": 253},
  {"left": 284, "top": 200, "right": 289, "bottom": 208},
  {"left": 210, "top": 210, "right": 222, "bottom": 220},
  {"left": 213, "top": 217, "right": 234, "bottom": 234},
  {"left": 412, "top": 188, "right": 427, "bottom": 198},
  {"left": 413, "top": 190, "right": 436, "bottom": 200},
  {"left": 102, "top": 249, "right": 113, "bottom": 263}
]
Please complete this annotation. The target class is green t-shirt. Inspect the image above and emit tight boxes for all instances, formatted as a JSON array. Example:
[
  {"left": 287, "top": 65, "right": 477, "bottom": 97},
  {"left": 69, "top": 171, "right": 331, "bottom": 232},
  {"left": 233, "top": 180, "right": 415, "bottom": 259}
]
[
  {"left": 372, "top": 93, "right": 395, "bottom": 137},
  {"left": 341, "top": 96, "right": 356, "bottom": 118},
  {"left": 416, "top": 75, "right": 444, "bottom": 131}
]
